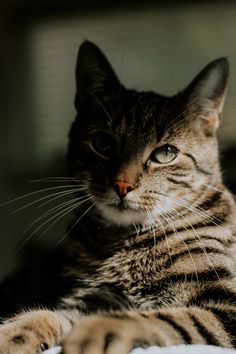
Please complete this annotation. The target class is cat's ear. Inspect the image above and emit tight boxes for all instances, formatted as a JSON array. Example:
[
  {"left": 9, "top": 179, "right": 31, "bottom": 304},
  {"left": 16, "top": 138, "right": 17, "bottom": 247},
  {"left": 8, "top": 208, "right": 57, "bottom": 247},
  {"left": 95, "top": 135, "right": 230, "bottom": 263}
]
[
  {"left": 75, "top": 40, "right": 121, "bottom": 101},
  {"left": 184, "top": 58, "right": 229, "bottom": 135}
]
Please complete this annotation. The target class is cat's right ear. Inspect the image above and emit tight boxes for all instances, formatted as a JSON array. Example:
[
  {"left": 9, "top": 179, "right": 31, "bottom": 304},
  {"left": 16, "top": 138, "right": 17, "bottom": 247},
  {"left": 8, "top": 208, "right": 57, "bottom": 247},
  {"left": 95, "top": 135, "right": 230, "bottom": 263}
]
[
  {"left": 183, "top": 58, "right": 229, "bottom": 136},
  {"left": 75, "top": 41, "right": 121, "bottom": 104}
]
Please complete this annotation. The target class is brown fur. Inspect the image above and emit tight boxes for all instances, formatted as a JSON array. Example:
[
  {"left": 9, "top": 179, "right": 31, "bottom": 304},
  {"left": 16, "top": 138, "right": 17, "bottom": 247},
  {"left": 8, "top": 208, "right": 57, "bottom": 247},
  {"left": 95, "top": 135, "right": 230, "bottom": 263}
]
[{"left": 0, "top": 41, "right": 235, "bottom": 354}]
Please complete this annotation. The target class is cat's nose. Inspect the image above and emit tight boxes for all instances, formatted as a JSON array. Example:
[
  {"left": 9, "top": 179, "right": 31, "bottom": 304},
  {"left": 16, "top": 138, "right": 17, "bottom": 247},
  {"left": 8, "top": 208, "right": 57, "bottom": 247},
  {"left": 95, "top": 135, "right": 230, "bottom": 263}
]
[{"left": 113, "top": 181, "right": 135, "bottom": 198}]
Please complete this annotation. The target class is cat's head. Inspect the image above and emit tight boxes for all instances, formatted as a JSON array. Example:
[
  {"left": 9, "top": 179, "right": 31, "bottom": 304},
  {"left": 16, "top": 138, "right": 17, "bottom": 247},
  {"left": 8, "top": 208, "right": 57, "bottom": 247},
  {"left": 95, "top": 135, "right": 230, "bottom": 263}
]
[{"left": 67, "top": 40, "right": 228, "bottom": 227}]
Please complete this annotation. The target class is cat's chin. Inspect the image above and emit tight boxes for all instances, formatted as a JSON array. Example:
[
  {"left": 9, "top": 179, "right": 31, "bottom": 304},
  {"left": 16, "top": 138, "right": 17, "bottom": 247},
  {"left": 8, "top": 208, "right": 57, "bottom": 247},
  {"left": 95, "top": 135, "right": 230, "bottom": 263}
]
[{"left": 96, "top": 203, "right": 147, "bottom": 226}]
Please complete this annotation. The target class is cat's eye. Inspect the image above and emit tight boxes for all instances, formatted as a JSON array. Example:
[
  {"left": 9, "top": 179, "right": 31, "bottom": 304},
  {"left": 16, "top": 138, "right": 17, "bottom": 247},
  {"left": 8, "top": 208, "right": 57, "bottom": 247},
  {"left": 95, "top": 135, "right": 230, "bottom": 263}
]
[
  {"left": 91, "top": 132, "right": 116, "bottom": 159},
  {"left": 151, "top": 145, "right": 178, "bottom": 164}
]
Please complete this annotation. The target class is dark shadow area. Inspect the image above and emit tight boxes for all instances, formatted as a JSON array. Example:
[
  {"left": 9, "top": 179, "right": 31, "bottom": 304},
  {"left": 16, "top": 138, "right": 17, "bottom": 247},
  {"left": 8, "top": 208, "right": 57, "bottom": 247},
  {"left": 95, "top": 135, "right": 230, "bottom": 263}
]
[{"left": 1, "top": 0, "right": 236, "bottom": 283}]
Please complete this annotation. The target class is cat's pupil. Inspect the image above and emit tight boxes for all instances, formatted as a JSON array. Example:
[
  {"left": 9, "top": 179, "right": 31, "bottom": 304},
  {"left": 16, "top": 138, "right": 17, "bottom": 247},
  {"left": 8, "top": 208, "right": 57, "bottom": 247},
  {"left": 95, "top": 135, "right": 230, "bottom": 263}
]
[
  {"left": 151, "top": 145, "right": 178, "bottom": 164},
  {"left": 91, "top": 132, "right": 116, "bottom": 158}
]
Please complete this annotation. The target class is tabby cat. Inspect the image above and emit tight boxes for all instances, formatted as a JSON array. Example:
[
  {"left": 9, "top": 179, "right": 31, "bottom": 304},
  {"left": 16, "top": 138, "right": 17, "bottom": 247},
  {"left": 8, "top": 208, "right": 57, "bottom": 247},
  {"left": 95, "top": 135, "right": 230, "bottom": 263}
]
[{"left": 0, "top": 40, "right": 236, "bottom": 354}]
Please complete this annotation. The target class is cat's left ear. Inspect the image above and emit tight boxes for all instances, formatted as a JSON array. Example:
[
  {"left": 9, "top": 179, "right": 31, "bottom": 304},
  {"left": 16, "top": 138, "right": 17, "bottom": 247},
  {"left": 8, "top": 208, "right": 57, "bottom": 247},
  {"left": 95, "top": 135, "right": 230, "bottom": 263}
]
[
  {"left": 75, "top": 40, "right": 121, "bottom": 102},
  {"left": 184, "top": 58, "right": 229, "bottom": 135}
]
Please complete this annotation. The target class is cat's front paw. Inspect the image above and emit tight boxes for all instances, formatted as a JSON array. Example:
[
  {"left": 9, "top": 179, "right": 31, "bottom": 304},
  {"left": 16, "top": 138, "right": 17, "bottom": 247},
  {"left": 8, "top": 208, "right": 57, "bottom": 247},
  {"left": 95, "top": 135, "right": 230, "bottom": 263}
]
[
  {"left": 0, "top": 322, "right": 46, "bottom": 354},
  {"left": 62, "top": 313, "right": 168, "bottom": 354},
  {"left": 0, "top": 310, "right": 60, "bottom": 354}
]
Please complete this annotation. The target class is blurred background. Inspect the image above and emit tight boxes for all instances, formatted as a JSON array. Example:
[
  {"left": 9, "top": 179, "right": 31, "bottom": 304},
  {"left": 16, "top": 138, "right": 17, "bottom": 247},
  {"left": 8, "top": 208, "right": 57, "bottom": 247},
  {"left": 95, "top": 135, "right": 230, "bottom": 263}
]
[{"left": 1, "top": 0, "right": 236, "bottom": 280}]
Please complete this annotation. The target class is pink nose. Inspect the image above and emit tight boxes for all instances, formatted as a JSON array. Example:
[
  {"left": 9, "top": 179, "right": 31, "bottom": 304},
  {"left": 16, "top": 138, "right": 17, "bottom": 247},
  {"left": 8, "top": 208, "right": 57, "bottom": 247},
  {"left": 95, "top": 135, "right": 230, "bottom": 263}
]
[{"left": 113, "top": 181, "right": 135, "bottom": 198}]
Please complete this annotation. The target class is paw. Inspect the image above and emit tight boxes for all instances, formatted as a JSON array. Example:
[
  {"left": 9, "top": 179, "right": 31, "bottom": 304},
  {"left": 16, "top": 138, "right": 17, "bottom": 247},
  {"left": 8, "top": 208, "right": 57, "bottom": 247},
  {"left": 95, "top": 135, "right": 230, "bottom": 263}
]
[
  {"left": 62, "top": 313, "right": 166, "bottom": 354},
  {"left": 0, "top": 310, "right": 60, "bottom": 354},
  {"left": 0, "top": 322, "right": 47, "bottom": 354}
]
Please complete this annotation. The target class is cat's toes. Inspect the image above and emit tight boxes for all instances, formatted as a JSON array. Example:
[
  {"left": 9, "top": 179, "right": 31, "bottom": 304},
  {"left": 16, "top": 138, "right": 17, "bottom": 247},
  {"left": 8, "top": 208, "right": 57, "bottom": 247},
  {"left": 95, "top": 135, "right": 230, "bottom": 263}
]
[
  {"left": 62, "top": 315, "right": 131, "bottom": 354},
  {"left": 62, "top": 314, "right": 162, "bottom": 354},
  {"left": 0, "top": 323, "right": 48, "bottom": 354}
]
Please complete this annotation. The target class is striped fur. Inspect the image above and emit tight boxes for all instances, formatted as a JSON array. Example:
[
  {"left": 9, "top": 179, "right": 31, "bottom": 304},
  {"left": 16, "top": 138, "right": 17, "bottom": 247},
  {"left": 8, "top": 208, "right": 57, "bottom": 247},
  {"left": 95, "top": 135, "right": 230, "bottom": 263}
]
[{"left": 0, "top": 41, "right": 236, "bottom": 354}]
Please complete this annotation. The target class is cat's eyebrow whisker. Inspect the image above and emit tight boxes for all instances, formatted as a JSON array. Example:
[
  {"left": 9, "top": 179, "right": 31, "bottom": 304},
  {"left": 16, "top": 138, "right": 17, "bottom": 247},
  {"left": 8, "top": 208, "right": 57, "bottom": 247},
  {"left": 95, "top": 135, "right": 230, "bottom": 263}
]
[
  {"left": 83, "top": 86, "right": 113, "bottom": 123},
  {"left": 159, "top": 96, "right": 170, "bottom": 126},
  {"left": 167, "top": 114, "right": 186, "bottom": 132},
  {"left": 125, "top": 95, "right": 142, "bottom": 116},
  {"left": 53, "top": 201, "right": 95, "bottom": 248},
  {"left": 10, "top": 188, "right": 87, "bottom": 214},
  {"left": 166, "top": 111, "right": 189, "bottom": 133},
  {"left": 166, "top": 100, "right": 200, "bottom": 132}
]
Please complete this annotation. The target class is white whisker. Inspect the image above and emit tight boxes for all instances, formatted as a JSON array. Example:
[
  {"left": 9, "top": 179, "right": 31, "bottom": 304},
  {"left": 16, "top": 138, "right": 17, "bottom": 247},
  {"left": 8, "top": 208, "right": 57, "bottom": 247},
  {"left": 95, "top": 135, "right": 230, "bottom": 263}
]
[
  {"left": 157, "top": 192, "right": 231, "bottom": 239},
  {"left": 10, "top": 188, "right": 86, "bottom": 214},
  {"left": 54, "top": 202, "right": 95, "bottom": 248},
  {"left": 202, "top": 183, "right": 224, "bottom": 193},
  {"left": 156, "top": 213, "right": 173, "bottom": 267},
  {"left": 157, "top": 205, "right": 199, "bottom": 283},
  {"left": 29, "top": 177, "right": 77, "bottom": 182},
  {"left": 11, "top": 198, "right": 81, "bottom": 250},
  {"left": 0, "top": 185, "right": 85, "bottom": 207},
  {"left": 173, "top": 209, "right": 224, "bottom": 287},
  {"left": 12, "top": 196, "right": 93, "bottom": 254}
]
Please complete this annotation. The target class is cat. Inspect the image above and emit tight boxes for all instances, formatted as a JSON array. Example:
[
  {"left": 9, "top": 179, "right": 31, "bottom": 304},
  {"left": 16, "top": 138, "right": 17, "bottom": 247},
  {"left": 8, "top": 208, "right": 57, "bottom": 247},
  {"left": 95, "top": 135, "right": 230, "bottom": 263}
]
[{"left": 0, "top": 40, "right": 236, "bottom": 354}]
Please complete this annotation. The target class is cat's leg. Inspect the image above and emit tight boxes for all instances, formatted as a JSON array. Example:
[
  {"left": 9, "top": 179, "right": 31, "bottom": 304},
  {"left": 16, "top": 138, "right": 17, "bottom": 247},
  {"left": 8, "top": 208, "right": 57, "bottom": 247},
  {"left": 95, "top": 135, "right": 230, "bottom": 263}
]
[
  {"left": 62, "top": 305, "right": 234, "bottom": 354},
  {"left": 0, "top": 309, "right": 77, "bottom": 354}
]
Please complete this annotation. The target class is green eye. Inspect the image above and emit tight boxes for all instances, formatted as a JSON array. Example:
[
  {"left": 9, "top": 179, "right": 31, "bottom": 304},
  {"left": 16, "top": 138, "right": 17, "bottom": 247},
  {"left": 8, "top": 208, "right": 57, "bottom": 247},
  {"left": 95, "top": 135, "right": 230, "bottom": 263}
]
[
  {"left": 151, "top": 145, "right": 178, "bottom": 164},
  {"left": 91, "top": 132, "right": 116, "bottom": 159}
]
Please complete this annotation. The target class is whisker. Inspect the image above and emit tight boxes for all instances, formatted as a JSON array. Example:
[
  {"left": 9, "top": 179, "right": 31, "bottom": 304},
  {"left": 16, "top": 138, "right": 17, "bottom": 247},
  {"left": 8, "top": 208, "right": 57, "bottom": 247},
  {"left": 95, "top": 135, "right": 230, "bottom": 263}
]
[
  {"left": 173, "top": 209, "right": 225, "bottom": 287},
  {"left": 13, "top": 196, "right": 93, "bottom": 255},
  {"left": 83, "top": 86, "right": 113, "bottom": 123},
  {"left": 29, "top": 177, "right": 77, "bottom": 182},
  {"left": 10, "top": 188, "right": 87, "bottom": 214},
  {"left": 165, "top": 99, "right": 204, "bottom": 133},
  {"left": 0, "top": 185, "right": 85, "bottom": 207},
  {"left": 36, "top": 189, "right": 86, "bottom": 210},
  {"left": 53, "top": 201, "right": 95, "bottom": 248},
  {"left": 10, "top": 198, "right": 79, "bottom": 250},
  {"left": 12, "top": 199, "right": 77, "bottom": 248},
  {"left": 156, "top": 213, "right": 173, "bottom": 267},
  {"left": 40, "top": 196, "right": 93, "bottom": 237},
  {"left": 173, "top": 196, "right": 230, "bottom": 238},
  {"left": 146, "top": 210, "right": 157, "bottom": 265},
  {"left": 11, "top": 196, "right": 91, "bottom": 251},
  {"left": 202, "top": 183, "right": 224, "bottom": 193},
  {"left": 156, "top": 192, "right": 231, "bottom": 239},
  {"left": 132, "top": 223, "right": 140, "bottom": 237},
  {"left": 158, "top": 205, "right": 199, "bottom": 283}
]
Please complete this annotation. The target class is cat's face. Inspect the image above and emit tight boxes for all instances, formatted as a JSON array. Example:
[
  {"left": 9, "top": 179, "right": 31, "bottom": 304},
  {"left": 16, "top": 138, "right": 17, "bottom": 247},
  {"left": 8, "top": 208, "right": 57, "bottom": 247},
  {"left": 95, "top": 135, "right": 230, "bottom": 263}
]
[{"left": 67, "top": 41, "right": 228, "bottom": 227}]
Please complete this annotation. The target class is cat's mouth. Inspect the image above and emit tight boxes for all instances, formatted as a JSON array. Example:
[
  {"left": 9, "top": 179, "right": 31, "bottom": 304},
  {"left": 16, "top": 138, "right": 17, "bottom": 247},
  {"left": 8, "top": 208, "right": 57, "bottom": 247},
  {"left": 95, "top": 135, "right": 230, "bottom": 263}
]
[
  {"left": 96, "top": 198, "right": 147, "bottom": 226},
  {"left": 108, "top": 199, "right": 130, "bottom": 211}
]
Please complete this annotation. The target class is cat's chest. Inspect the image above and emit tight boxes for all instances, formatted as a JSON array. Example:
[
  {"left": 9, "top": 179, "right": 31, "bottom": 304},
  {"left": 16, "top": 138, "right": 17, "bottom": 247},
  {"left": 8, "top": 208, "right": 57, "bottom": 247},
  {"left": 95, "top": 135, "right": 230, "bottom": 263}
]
[
  {"left": 94, "top": 243, "right": 183, "bottom": 309},
  {"left": 97, "top": 235, "right": 169, "bottom": 288}
]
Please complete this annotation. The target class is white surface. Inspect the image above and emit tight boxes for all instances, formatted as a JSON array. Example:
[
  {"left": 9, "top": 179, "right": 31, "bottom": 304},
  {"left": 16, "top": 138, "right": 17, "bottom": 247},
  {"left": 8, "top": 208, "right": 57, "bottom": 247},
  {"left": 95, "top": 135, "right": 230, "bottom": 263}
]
[
  {"left": 44, "top": 347, "right": 62, "bottom": 354},
  {"left": 131, "top": 345, "right": 236, "bottom": 354},
  {"left": 44, "top": 345, "right": 236, "bottom": 354}
]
